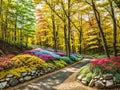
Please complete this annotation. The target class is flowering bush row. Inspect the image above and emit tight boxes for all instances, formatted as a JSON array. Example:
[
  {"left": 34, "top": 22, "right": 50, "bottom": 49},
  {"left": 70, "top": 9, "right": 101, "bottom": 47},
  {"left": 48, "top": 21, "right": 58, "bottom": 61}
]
[
  {"left": 0, "top": 54, "right": 70, "bottom": 79},
  {"left": 0, "top": 48, "right": 83, "bottom": 80},
  {"left": 90, "top": 56, "right": 120, "bottom": 73},
  {"left": 24, "top": 48, "right": 61, "bottom": 61}
]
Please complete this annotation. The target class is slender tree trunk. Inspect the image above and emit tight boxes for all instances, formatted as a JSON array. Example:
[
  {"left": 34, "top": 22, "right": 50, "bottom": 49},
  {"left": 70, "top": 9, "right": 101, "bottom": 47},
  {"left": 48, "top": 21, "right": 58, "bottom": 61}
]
[
  {"left": 91, "top": 0, "right": 110, "bottom": 58},
  {"left": 14, "top": 13, "right": 17, "bottom": 48},
  {"left": 78, "top": 14, "right": 83, "bottom": 54},
  {"left": 51, "top": 12, "right": 57, "bottom": 52},
  {"left": 71, "top": 31, "right": 75, "bottom": 53},
  {"left": 109, "top": 0, "right": 117, "bottom": 56},
  {"left": 20, "top": 29, "right": 23, "bottom": 50},
  {"left": 26, "top": 36, "right": 28, "bottom": 48},
  {"left": 64, "top": 22, "right": 68, "bottom": 55},
  {"left": 44, "top": 30, "right": 49, "bottom": 48},
  {"left": 0, "top": 0, "right": 2, "bottom": 39},
  {"left": 78, "top": 31, "right": 82, "bottom": 54},
  {"left": 67, "top": 0, "right": 71, "bottom": 57}
]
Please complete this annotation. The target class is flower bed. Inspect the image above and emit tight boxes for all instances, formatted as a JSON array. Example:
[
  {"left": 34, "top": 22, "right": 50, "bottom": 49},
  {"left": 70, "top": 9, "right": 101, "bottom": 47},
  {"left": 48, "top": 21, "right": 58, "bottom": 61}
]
[
  {"left": 0, "top": 53, "right": 83, "bottom": 89},
  {"left": 24, "top": 48, "right": 61, "bottom": 61},
  {"left": 77, "top": 56, "right": 120, "bottom": 89}
]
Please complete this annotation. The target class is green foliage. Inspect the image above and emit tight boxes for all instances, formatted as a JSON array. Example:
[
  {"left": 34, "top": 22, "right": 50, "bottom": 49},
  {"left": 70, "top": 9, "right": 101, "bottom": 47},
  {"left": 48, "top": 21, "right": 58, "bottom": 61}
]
[
  {"left": 86, "top": 72, "right": 93, "bottom": 82},
  {"left": 70, "top": 55, "right": 78, "bottom": 61},
  {"left": 114, "top": 73, "right": 120, "bottom": 83},
  {"left": 93, "top": 68, "right": 102, "bottom": 76},
  {"left": 79, "top": 65, "right": 90, "bottom": 78},
  {"left": 60, "top": 57, "right": 72, "bottom": 64},
  {"left": 53, "top": 60, "right": 67, "bottom": 68},
  {"left": 114, "top": 0, "right": 120, "bottom": 8},
  {"left": 79, "top": 65, "right": 89, "bottom": 73}
]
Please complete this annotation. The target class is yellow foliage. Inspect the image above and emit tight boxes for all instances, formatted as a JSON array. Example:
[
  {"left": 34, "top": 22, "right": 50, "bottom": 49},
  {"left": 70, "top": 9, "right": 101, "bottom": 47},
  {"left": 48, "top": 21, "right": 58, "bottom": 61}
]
[
  {"left": 11, "top": 54, "right": 46, "bottom": 68},
  {"left": 0, "top": 54, "right": 48, "bottom": 79}
]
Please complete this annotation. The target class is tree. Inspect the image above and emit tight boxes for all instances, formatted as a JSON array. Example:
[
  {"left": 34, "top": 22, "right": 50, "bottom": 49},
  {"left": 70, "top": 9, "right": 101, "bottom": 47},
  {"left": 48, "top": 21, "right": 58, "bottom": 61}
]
[{"left": 108, "top": 0, "right": 117, "bottom": 56}]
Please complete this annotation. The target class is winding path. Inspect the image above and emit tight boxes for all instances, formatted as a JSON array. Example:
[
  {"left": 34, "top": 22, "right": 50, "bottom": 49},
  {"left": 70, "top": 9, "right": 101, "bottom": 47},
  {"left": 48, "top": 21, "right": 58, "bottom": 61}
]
[{"left": 9, "top": 58, "right": 92, "bottom": 90}]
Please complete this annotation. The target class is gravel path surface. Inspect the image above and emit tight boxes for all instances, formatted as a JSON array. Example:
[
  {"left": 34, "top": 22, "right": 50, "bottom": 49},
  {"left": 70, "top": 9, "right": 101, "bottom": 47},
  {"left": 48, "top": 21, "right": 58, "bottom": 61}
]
[{"left": 7, "top": 58, "right": 92, "bottom": 90}]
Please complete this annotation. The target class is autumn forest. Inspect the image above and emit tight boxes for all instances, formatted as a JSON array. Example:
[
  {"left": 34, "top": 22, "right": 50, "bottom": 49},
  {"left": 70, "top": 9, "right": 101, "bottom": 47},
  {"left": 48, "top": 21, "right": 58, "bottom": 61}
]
[{"left": 0, "top": 0, "right": 120, "bottom": 89}]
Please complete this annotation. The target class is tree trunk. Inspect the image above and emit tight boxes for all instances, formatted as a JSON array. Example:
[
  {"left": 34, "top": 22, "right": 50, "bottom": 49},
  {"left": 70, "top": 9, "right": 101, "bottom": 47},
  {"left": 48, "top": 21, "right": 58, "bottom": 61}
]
[
  {"left": 51, "top": 12, "right": 57, "bottom": 52},
  {"left": 91, "top": 0, "right": 110, "bottom": 58},
  {"left": 109, "top": 0, "right": 117, "bottom": 56},
  {"left": 14, "top": 13, "right": 17, "bottom": 48},
  {"left": 78, "top": 14, "right": 83, "bottom": 54},
  {"left": 71, "top": 31, "right": 75, "bottom": 53},
  {"left": 64, "top": 22, "right": 68, "bottom": 55},
  {"left": 67, "top": 0, "right": 71, "bottom": 57}
]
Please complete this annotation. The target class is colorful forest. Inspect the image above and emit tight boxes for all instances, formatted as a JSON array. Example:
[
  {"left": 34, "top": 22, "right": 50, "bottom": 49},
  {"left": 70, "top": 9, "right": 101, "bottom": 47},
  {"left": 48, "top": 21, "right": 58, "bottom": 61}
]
[{"left": 0, "top": 0, "right": 120, "bottom": 89}]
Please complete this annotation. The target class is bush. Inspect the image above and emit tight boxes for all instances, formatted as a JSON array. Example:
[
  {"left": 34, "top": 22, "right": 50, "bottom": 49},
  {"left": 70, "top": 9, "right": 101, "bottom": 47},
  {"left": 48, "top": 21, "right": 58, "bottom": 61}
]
[
  {"left": 24, "top": 48, "right": 61, "bottom": 60},
  {"left": 0, "top": 56, "right": 16, "bottom": 71},
  {"left": 37, "top": 54, "right": 55, "bottom": 61},
  {"left": 11, "top": 54, "right": 46, "bottom": 69},
  {"left": 86, "top": 72, "right": 93, "bottom": 82},
  {"left": 79, "top": 65, "right": 90, "bottom": 78},
  {"left": 114, "top": 73, "right": 120, "bottom": 83},
  {"left": 70, "top": 54, "right": 78, "bottom": 61},
  {"left": 60, "top": 57, "right": 72, "bottom": 64},
  {"left": 90, "top": 56, "right": 120, "bottom": 74},
  {"left": 0, "top": 66, "right": 36, "bottom": 79},
  {"left": 55, "top": 52, "right": 66, "bottom": 56},
  {"left": 52, "top": 60, "right": 67, "bottom": 68}
]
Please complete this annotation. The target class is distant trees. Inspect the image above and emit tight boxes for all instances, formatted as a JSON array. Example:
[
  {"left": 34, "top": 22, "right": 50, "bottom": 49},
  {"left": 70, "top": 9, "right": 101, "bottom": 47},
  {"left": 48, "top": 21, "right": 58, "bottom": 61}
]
[
  {"left": 0, "top": 0, "right": 120, "bottom": 57},
  {"left": 0, "top": 0, "right": 36, "bottom": 50},
  {"left": 34, "top": 0, "right": 120, "bottom": 56}
]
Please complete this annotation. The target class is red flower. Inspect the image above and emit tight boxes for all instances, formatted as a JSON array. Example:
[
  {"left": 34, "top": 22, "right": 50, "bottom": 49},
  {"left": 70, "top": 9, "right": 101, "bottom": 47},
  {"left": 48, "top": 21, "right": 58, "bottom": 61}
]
[
  {"left": 91, "top": 59, "right": 99, "bottom": 64},
  {"left": 114, "top": 62, "right": 120, "bottom": 65},
  {"left": 104, "top": 60, "right": 110, "bottom": 63},
  {"left": 110, "top": 56, "right": 118, "bottom": 61},
  {"left": 97, "top": 59, "right": 104, "bottom": 64},
  {"left": 106, "top": 66, "right": 112, "bottom": 70}
]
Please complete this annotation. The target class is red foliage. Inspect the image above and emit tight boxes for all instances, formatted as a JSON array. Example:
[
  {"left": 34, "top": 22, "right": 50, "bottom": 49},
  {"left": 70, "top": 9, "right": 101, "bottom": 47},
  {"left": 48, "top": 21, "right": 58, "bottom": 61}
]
[
  {"left": 91, "top": 58, "right": 110, "bottom": 65},
  {"left": 106, "top": 66, "right": 112, "bottom": 70},
  {"left": 0, "top": 55, "right": 16, "bottom": 71},
  {"left": 90, "top": 56, "right": 120, "bottom": 71}
]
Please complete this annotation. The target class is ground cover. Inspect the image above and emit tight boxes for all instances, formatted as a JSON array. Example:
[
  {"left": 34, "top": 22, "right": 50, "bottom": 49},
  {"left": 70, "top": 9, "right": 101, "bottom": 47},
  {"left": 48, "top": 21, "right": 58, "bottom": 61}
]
[
  {"left": 0, "top": 48, "right": 83, "bottom": 89},
  {"left": 77, "top": 56, "right": 120, "bottom": 89}
]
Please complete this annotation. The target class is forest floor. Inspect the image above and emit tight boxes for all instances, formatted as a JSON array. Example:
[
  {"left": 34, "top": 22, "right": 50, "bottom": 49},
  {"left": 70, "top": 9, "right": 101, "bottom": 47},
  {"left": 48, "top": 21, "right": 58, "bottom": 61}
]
[
  {"left": 0, "top": 40, "right": 22, "bottom": 55},
  {"left": 6, "top": 58, "right": 92, "bottom": 90}
]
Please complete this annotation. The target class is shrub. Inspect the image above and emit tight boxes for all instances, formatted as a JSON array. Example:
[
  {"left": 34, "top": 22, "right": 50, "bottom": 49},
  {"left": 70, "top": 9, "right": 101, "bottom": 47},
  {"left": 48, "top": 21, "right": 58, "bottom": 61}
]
[
  {"left": 52, "top": 60, "right": 67, "bottom": 68},
  {"left": 55, "top": 52, "right": 66, "bottom": 56},
  {"left": 90, "top": 56, "right": 120, "bottom": 73},
  {"left": 114, "top": 73, "right": 120, "bottom": 83},
  {"left": 60, "top": 57, "right": 72, "bottom": 64},
  {"left": 11, "top": 54, "right": 46, "bottom": 69},
  {"left": 86, "top": 72, "right": 93, "bottom": 82},
  {"left": 79, "top": 65, "right": 90, "bottom": 78},
  {"left": 24, "top": 48, "right": 61, "bottom": 60},
  {"left": 70, "top": 54, "right": 78, "bottom": 61},
  {"left": 37, "top": 54, "right": 55, "bottom": 61},
  {"left": 0, "top": 66, "right": 38, "bottom": 79},
  {"left": 0, "top": 56, "right": 16, "bottom": 71}
]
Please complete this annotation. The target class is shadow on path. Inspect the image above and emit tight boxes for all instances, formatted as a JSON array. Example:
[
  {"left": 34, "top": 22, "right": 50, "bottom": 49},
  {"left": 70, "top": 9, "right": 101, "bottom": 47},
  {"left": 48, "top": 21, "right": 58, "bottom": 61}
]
[{"left": 15, "top": 58, "right": 91, "bottom": 90}]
